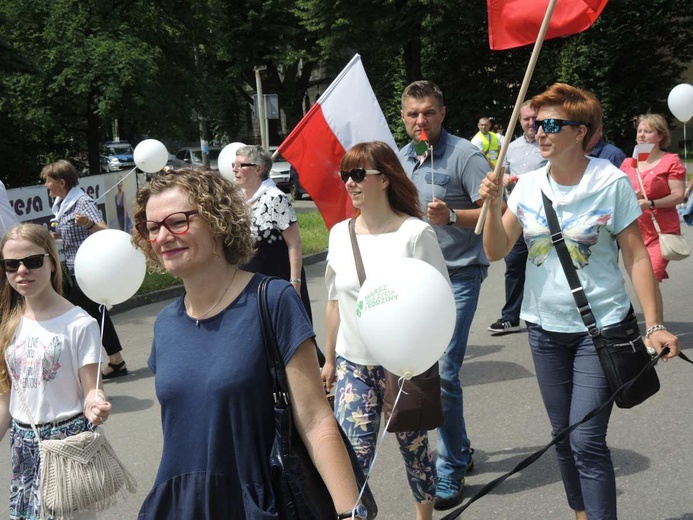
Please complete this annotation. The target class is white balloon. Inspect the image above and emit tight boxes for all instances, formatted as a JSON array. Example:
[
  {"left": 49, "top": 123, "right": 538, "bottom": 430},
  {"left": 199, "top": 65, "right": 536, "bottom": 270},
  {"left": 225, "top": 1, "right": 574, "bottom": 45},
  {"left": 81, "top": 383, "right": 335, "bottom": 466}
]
[
  {"left": 74, "top": 230, "right": 147, "bottom": 306},
  {"left": 356, "top": 258, "right": 456, "bottom": 377},
  {"left": 134, "top": 139, "right": 169, "bottom": 174},
  {"left": 667, "top": 83, "right": 693, "bottom": 123},
  {"left": 218, "top": 142, "right": 246, "bottom": 181}
]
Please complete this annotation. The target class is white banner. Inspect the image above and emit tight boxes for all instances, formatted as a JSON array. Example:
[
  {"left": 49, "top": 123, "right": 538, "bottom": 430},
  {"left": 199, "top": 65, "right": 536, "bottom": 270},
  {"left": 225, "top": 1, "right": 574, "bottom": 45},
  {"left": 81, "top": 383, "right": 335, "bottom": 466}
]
[{"left": 7, "top": 171, "right": 138, "bottom": 232}]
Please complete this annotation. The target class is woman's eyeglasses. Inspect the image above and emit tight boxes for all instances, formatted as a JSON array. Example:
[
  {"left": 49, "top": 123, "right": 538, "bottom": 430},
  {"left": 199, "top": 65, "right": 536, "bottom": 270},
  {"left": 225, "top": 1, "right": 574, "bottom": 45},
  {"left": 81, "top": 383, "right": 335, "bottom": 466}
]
[
  {"left": 136, "top": 210, "right": 199, "bottom": 242},
  {"left": 533, "top": 118, "right": 590, "bottom": 134},
  {"left": 0, "top": 253, "right": 51, "bottom": 273},
  {"left": 340, "top": 168, "right": 382, "bottom": 183}
]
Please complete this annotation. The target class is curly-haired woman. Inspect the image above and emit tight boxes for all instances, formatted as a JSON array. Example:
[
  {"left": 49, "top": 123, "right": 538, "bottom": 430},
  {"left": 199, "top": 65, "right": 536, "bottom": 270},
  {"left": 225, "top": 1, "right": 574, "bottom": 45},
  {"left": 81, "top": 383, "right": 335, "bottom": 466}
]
[{"left": 132, "top": 168, "right": 363, "bottom": 519}]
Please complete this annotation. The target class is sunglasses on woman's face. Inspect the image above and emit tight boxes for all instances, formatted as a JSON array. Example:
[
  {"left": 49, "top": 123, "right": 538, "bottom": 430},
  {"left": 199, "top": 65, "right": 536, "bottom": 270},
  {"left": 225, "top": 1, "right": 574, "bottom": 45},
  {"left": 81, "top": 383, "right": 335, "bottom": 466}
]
[
  {"left": 533, "top": 118, "right": 590, "bottom": 134},
  {"left": 339, "top": 168, "right": 382, "bottom": 183},
  {"left": 0, "top": 253, "right": 51, "bottom": 273}
]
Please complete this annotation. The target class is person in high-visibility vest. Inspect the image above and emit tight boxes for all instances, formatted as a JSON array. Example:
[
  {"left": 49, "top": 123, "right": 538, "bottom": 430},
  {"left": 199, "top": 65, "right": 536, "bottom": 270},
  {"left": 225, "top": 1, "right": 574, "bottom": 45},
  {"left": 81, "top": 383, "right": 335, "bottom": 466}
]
[{"left": 471, "top": 117, "right": 501, "bottom": 166}]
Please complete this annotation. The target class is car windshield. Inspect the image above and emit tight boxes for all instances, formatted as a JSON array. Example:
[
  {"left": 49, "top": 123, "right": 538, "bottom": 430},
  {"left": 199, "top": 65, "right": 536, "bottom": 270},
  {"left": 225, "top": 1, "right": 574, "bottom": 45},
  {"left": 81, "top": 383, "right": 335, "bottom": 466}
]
[
  {"left": 107, "top": 144, "right": 134, "bottom": 155},
  {"left": 191, "top": 149, "right": 221, "bottom": 162}
]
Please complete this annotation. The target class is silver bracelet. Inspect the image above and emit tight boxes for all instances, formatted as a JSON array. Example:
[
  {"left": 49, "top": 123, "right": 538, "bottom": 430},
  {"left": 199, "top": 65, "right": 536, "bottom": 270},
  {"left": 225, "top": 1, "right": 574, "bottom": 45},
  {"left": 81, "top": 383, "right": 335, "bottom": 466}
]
[
  {"left": 289, "top": 279, "right": 301, "bottom": 285},
  {"left": 645, "top": 324, "right": 666, "bottom": 338}
]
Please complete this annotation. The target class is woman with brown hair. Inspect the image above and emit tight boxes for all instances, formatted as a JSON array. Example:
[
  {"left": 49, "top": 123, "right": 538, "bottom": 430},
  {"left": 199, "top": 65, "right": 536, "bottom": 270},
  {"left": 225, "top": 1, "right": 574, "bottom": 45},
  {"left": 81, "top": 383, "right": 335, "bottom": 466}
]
[
  {"left": 132, "top": 168, "right": 364, "bottom": 519},
  {"left": 40, "top": 160, "right": 128, "bottom": 379},
  {"left": 480, "top": 83, "right": 678, "bottom": 519},
  {"left": 322, "top": 141, "right": 449, "bottom": 520}
]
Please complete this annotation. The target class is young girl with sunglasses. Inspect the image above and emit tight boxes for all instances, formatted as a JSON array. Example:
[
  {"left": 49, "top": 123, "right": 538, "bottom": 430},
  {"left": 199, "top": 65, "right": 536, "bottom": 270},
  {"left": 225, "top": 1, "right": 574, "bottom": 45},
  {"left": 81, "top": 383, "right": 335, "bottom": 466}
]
[
  {"left": 323, "top": 141, "right": 450, "bottom": 520},
  {"left": 0, "top": 223, "right": 111, "bottom": 520}
]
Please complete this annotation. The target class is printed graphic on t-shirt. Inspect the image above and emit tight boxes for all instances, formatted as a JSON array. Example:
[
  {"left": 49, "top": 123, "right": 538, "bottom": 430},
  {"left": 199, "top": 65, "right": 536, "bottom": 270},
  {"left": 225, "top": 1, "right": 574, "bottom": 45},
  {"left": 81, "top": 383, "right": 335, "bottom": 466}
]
[
  {"left": 8, "top": 335, "right": 64, "bottom": 388},
  {"left": 517, "top": 203, "right": 611, "bottom": 268}
]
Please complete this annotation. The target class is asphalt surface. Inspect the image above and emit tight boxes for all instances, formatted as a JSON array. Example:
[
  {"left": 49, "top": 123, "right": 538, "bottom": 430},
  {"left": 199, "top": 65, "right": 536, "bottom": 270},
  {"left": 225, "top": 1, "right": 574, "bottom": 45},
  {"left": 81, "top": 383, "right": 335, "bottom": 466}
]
[{"left": 2, "top": 223, "right": 693, "bottom": 519}]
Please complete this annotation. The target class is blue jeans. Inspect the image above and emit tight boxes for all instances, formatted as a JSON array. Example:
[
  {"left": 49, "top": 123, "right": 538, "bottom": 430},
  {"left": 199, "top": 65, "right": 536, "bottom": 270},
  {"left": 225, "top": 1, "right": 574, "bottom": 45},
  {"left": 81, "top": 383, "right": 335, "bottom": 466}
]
[
  {"left": 436, "top": 265, "right": 486, "bottom": 481},
  {"left": 526, "top": 323, "right": 616, "bottom": 519},
  {"left": 501, "top": 237, "right": 527, "bottom": 324}
]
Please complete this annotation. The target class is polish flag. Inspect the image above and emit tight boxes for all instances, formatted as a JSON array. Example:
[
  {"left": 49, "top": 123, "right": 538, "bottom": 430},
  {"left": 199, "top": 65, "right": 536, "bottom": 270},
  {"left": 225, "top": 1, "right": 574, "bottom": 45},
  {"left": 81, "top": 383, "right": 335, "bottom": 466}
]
[
  {"left": 277, "top": 54, "right": 396, "bottom": 229},
  {"left": 487, "top": 0, "right": 608, "bottom": 50},
  {"left": 630, "top": 143, "right": 655, "bottom": 167}
]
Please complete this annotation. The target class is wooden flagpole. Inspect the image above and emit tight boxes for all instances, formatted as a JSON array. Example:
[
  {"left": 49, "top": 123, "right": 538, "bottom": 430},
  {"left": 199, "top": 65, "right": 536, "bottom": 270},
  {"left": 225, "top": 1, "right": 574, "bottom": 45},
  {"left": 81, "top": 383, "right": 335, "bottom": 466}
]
[{"left": 474, "top": 0, "right": 559, "bottom": 235}]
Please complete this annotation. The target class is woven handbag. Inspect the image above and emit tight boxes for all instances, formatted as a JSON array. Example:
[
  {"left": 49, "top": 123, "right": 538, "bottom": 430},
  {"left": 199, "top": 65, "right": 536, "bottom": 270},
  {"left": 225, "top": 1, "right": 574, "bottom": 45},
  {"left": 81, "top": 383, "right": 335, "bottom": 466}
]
[{"left": 11, "top": 375, "right": 136, "bottom": 517}]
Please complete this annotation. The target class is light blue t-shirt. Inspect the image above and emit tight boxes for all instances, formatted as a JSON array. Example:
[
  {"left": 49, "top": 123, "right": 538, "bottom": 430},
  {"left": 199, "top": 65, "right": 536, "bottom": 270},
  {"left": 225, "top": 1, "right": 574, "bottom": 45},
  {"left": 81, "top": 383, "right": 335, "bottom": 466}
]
[{"left": 507, "top": 158, "right": 642, "bottom": 332}]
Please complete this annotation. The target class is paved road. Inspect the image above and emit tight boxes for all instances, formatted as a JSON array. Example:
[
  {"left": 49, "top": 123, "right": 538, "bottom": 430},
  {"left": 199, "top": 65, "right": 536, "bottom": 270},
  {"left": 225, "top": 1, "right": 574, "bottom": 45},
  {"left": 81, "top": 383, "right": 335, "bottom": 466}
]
[{"left": 2, "top": 227, "right": 693, "bottom": 519}]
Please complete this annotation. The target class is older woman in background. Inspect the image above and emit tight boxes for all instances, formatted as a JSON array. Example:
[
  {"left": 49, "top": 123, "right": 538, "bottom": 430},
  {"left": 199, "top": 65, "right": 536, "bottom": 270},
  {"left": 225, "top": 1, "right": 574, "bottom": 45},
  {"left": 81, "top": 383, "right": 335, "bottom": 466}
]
[
  {"left": 40, "top": 160, "right": 128, "bottom": 379},
  {"left": 234, "top": 145, "right": 314, "bottom": 323},
  {"left": 619, "top": 113, "right": 686, "bottom": 323}
]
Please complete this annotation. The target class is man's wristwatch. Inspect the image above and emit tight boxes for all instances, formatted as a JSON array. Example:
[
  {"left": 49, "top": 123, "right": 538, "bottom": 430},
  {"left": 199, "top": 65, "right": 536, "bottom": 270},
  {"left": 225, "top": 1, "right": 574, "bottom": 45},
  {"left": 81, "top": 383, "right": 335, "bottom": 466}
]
[
  {"left": 447, "top": 208, "right": 457, "bottom": 226},
  {"left": 337, "top": 503, "right": 368, "bottom": 519}
]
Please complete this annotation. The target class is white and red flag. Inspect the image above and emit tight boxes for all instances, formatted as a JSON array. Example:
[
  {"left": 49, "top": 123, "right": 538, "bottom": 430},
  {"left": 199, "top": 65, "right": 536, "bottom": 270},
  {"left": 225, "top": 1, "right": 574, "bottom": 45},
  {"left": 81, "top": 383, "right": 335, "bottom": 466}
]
[
  {"left": 633, "top": 143, "right": 655, "bottom": 164},
  {"left": 277, "top": 54, "right": 396, "bottom": 230}
]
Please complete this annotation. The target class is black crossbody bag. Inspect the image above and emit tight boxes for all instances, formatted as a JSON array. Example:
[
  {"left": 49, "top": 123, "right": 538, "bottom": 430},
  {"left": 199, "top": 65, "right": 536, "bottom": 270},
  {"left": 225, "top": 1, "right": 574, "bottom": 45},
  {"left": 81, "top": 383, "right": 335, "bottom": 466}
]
[
  {"left": 541, "top": 190, "right": 660, "bottom": 408},
  {"left": 258, "top": 277, "right": 377, "bottom": 519}
]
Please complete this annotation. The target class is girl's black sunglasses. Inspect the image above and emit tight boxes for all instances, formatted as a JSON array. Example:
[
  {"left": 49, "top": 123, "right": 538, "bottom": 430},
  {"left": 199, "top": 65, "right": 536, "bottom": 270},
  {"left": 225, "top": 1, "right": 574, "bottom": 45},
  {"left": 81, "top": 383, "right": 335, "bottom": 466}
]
[{"left": 0, "top": 253, "right": 51, "bottom": 272}]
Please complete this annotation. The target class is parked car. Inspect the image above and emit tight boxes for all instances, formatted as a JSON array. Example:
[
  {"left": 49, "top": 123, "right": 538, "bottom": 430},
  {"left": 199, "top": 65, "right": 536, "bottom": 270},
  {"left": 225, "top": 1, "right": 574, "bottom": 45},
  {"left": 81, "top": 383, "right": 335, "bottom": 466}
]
[
  {"left": 269, "top": 146, "right": 290, "bottom": 191},
  {"left": 172, "top": 146, "right": 221, "bottom": 170},
  {"left": 289, "top": 166, "right": 309, "bottom": 200},
  {"left": 100, "top": 141, "right": 136, "bottom": 172}
]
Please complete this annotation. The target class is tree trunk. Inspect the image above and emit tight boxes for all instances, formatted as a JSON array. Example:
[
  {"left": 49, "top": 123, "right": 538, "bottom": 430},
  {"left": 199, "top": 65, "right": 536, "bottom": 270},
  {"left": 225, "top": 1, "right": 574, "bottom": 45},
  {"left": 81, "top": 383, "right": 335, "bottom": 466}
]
[{"left": 86, "top": 88, "right": 101, "bottom": 175}]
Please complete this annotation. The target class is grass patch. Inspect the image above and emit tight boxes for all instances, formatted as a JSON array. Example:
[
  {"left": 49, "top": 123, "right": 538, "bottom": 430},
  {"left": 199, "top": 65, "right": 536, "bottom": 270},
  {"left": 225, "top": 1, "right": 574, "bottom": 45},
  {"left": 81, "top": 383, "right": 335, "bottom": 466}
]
[
  {"left": 136, "top": 211, "right": 329, "bottom": 295},
  {"left": 297, "top": 211, "right": 328, "bottom": 254},
  {"left": 137, "top": 271, "right": 180, "bottom": 295}
]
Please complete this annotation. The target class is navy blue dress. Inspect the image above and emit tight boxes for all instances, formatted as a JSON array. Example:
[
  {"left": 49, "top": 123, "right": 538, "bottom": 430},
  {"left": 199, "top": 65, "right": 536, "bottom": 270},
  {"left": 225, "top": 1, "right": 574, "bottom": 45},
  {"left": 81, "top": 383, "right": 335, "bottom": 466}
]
[{"left": 138, "top": 275, "right": 315, "bottom": 519}]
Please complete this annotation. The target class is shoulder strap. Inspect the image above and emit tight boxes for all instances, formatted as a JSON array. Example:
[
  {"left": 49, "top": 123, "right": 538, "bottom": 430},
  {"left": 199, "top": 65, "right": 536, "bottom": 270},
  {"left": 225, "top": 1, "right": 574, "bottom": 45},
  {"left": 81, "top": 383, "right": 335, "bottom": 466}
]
[
  {"left": 541, "top": 191, "right": 599, "bottom": 336},
  {"left": 348, "top": 219, "right": 367, "bottom": 287},
  {"left": 257, "top": 276, "right": 290, "bottom": 407},
  {"left": 634, "top": 168, "right": 664, "bottom": 234},
  {"left": 7, "top": 370, "right": 42, "bottom": 441}
]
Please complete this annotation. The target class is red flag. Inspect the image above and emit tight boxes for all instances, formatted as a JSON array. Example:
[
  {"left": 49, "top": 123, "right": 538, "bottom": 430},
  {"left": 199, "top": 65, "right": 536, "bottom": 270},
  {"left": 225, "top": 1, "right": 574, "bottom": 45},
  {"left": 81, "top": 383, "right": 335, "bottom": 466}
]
[
  {"left": 487, "top": 0, "right": 608, "bottom": 50},
  {"left": 278, "top": 55, "right": 396, "bottom": 230}
]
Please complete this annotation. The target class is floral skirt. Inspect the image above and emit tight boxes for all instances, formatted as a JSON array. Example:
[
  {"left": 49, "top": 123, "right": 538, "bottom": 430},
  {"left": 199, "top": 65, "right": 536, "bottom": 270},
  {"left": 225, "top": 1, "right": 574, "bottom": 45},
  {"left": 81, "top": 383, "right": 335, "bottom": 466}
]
[{"left": 10, "top": 414, "right": 96, "bottom": 520}]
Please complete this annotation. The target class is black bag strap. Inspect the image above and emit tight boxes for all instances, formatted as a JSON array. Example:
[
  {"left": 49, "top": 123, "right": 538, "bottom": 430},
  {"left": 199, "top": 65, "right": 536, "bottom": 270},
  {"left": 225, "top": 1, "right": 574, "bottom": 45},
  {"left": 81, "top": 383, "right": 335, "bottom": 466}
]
[
  {"left": 541, "top": 190, "right": 599, "bottom": 336},
  {"left": 257, "top": 276, "right": 291, "bottom": 409},
  {"left": 349, "top": 218, "right": 367, "bottom": 287},
  {"left": 441, "top": 190, "right": 690, "bottom": 520}
]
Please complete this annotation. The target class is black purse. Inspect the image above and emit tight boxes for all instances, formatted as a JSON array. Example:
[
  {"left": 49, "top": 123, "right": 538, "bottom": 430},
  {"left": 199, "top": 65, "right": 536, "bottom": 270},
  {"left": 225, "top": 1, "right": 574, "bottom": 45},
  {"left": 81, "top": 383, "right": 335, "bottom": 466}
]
[
  {"left": 541, "top": 191, "right": 660, "bottom": 408},
  {"left": 257, "top": 277, "right": 377, "bottom": 519},
  {"left": 348, "top": 219, "right": 445, "bottom": 433}
]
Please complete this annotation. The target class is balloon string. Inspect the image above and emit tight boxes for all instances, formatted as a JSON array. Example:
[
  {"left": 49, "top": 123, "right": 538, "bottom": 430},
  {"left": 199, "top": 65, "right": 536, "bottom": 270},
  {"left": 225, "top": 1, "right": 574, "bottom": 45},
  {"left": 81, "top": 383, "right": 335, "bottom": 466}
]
[
  {"left": 94, "top": 167, "right": 136, "bottom": 203},
  {"left": 354, "top": 372, "right": 411, "bottom": 510},
  {"left": 95, "top": 304, "right": 106, "bottom": 394}
]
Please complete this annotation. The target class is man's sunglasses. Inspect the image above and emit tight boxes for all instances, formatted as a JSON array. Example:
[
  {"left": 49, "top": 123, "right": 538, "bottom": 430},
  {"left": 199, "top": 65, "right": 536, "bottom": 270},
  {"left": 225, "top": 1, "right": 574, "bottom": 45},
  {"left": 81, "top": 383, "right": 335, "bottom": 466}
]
[
  {"left": 340, "top": 168, "right": 382, "bottom": 183},
  {"left": 136, "top": 210, "right": 199, "bottom": 242},
  {"left": 0, "top": 253, "right": 51, "bottom": 273},
  {"left": 533, "top": 118, "right": 590, "bottom": 134}
]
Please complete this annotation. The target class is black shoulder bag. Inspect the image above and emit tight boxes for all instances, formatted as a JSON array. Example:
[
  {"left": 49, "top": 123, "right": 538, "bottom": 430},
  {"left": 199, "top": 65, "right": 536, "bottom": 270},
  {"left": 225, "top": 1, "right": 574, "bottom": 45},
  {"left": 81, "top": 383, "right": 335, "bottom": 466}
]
[
  {"left": 258, "top": 276, "right": 377, "bottom": 519},
  {"left": 541, "top": 190, "right": 660, "bottom": 408}
]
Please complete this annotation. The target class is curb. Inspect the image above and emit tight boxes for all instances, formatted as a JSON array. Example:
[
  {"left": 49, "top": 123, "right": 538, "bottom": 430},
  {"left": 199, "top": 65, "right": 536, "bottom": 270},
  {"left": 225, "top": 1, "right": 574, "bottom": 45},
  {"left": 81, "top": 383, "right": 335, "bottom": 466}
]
[{"left": 110, "top": 250, "right": 328, "bottom": 316}]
